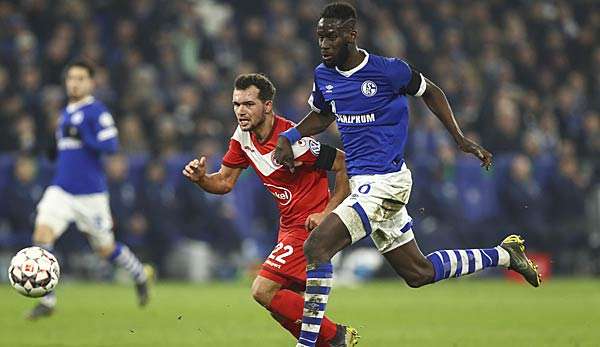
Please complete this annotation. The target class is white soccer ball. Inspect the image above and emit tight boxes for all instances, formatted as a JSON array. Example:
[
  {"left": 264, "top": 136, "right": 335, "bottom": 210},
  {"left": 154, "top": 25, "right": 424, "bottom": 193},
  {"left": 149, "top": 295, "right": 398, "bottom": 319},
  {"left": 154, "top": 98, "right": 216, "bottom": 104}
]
[{"left": 8, "top": 247, "right": 60, "bottom": 298}]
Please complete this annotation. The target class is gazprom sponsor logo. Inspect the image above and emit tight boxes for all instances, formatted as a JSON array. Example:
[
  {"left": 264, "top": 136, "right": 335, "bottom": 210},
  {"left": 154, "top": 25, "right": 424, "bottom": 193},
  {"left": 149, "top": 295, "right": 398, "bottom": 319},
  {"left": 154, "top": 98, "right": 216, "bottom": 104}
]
[
  {"left": 57, "top": 138, "right": 83, "bottom": 150},
  {"left": 264, "top": 183, "right": 293, "bottom": 206},
  {"left": 336, "top": 113, "right": 376, "bottom": 124}
]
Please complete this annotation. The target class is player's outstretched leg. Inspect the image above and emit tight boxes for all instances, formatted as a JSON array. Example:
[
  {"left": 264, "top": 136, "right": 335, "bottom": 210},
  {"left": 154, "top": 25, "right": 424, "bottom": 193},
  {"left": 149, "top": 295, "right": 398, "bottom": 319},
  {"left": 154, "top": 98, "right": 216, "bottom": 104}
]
[
  {"left": 383, "top": 234, "right": 541, "bottom": 288},
  {"left": 27, "top": 225, "right": 58, "bottom": 320},
  {"left": 298, "top": 214, "right": 353, "bottom": 347},
  {"left": 103, "top": 242, "right": 152, "bottom": 306},
  {"left": 252, "top": 276, "right": 358, "bottom": 346},
  {"left": 425, "top": 235, "right": 540, "bottom": 287}
]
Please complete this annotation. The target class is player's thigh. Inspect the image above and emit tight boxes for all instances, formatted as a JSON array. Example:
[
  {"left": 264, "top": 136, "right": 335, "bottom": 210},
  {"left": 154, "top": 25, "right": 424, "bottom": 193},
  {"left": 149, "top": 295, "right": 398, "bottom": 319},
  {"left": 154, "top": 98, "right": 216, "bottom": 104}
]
[
  {"left": 34, "top": 186, "right": 74, "bottom": 242},
  {"left": 329, "top": 167, "right": 413, "bottom": 254},
  {"left": 251, "top": 275, "right": 283, "bottom": 306},
  {"left": 72, "top": 192, "right": 115, "bottom": 253},
  {"left": 261, "top": 234, "right": 307, "bottom": 290},
  {"left": 304, "top": 213, "right": 352, "bottom": 260}
]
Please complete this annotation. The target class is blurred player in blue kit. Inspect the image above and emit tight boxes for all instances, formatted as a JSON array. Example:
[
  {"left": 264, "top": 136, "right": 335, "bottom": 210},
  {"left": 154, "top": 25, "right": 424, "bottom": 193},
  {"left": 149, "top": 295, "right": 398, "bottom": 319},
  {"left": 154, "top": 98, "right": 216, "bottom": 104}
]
[{"left": 27, "top": 61, "right": 152, "bottom": 320}]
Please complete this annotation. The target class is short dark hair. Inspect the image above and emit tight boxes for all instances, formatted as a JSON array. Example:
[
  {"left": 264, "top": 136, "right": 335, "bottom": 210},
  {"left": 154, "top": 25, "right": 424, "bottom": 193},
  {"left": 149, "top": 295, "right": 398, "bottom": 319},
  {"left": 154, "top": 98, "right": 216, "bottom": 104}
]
[
  {"left": 65, "top": 59, "right": 95, "bottom": 78},
  {"left": 234, "top": 73, "right": 276, "bottom": 102},
  {"left": 320, "top": 2, "right": 357, "bottom": 22}
]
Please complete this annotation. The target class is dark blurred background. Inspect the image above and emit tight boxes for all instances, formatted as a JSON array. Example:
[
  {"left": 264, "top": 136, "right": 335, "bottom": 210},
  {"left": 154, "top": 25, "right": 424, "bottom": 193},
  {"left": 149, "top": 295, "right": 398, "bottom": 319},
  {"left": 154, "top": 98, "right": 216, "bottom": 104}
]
[{"left": 0, "top": 0, "right": 598, "bottom": 280}]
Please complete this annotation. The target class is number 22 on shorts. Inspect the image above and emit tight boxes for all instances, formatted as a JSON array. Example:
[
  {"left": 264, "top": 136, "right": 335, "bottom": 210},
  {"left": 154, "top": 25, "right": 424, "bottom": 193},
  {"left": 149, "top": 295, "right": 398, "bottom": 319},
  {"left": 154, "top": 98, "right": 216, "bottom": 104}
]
[{"left": 268, "top": 242, "right": 294, "bottom": 265}]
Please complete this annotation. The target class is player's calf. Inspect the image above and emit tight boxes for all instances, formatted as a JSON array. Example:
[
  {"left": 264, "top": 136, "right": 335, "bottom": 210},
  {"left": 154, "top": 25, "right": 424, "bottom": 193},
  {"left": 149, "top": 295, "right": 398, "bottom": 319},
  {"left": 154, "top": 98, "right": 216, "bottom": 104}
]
[
  {"left": 401, "top": 265, "right": 434, "bottom": 288},
  {"left": 103, "top": 242, "right": 147, "bottom": 283},
  {"left": 100, "top": 242, "right": 151, "bottom": 306},
  {"left": 425, "top": 242, "right": 511, "bottom": 283},
  {"left": 382, "top": 239, "right": 436, "bottom": 288}
]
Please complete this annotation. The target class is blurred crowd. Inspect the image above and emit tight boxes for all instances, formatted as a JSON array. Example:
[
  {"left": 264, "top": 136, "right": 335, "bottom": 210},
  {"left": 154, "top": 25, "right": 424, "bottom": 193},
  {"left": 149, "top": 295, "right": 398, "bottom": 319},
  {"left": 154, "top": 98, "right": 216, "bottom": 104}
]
[{"left": 0, "top": 0, "right": 598, "bottom": 275}]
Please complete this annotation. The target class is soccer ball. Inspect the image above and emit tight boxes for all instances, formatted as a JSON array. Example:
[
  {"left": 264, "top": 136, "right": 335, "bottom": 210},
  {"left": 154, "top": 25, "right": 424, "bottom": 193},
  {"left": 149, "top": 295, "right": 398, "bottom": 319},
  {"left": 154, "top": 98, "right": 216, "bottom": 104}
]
[{"left": 8, "top": 247, "right": 60, "bottom": 298}]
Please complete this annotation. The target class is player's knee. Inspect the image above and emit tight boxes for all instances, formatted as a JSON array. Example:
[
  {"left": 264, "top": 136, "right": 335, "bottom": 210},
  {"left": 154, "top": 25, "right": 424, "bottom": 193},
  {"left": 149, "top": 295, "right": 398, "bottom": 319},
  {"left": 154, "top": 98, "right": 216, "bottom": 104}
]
[
  {"left": 32, "top": 225, "right": 56, "bottom": 245},
  {"left": 95, "top": 244, "right": 116, "bottom": 259},
  {"left": 303, "top": 237, "right": 329, "bottom": 264},
  {"left": 251, "top": 289, "right": 270, "bottom": 307},
  {"left": 251, "top": 278, "right": 277, "bottom": 307}
]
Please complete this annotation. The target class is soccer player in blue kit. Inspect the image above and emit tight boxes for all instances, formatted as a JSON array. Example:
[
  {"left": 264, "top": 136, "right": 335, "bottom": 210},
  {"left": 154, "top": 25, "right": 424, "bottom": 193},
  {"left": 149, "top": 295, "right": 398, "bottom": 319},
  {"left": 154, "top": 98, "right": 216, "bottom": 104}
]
[
  {"left": 273, "top": 3, "right": 542, "bottom": 346},
  {"left": 27, "top": 61, "right": 152, "bottom": 319}
]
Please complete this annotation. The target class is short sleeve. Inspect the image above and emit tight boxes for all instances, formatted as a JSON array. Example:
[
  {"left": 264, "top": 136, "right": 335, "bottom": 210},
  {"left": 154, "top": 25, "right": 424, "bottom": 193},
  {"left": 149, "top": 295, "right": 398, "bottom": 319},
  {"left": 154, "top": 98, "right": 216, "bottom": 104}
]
[
  {"left": 293, "top": 137, "right": 322, "bottom": 166},
  {"left": 222, "top": 139, "right": 249, "bottom": 169},
  {"left": 94, "top": 111, "right": 118, "bottom": 142},
  {"left": 78, "top": 103, "right": 118, "bottom": 153},
  {"left": 308, "top": 71, "right": 332, "bottom": 113},
  {"left": 386, "top": 58, "right": 426, "bottom": 96}
]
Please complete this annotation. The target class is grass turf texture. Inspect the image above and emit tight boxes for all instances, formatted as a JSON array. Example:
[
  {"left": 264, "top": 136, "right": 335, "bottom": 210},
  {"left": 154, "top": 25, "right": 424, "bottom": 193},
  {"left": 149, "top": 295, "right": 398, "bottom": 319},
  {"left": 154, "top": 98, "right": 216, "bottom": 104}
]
[{"left": 1, "top": 279, "right": 598, "bottom": 346}]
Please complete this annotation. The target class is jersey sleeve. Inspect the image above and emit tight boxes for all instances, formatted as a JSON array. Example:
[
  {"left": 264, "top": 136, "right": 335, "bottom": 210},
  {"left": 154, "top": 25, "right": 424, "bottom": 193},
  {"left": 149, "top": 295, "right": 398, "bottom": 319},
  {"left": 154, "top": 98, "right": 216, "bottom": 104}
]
[
  {"left": 294, "top": 138, "right": 337, "bottom": 170},
  {"left": 293, "top": 137, "right": 321, "bottom": 166},
  {"left": 307, "top": 71, "right": 331, "bottom": 113},
  {"left": 385, "top": 58, "right": 427, "bottom": 97},
  {"left": 80, "top": 105, "right": 119, "bottom": 153},
  {"left": 222, "top": 139, "right": 249, "bottom": 169}
]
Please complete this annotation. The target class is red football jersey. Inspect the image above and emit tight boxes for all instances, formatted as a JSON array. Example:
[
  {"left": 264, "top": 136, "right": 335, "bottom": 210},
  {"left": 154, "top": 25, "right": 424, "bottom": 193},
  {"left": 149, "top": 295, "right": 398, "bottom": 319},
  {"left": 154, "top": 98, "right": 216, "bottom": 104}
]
[{"left": 222, "top": 115, "right": 330, "bottom": 237}]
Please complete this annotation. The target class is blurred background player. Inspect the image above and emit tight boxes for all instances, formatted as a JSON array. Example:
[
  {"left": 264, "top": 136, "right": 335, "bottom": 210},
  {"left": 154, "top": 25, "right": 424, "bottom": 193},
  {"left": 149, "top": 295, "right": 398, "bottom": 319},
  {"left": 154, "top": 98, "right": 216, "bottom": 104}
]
[
  {"left": 183, "top": 73, "right": 358, "bottom": 346},
  {"left": 27, "top": 61, "right": 152, "bottom": 320},
  {"left": 272, "top": 3, "right": 541, "bottom": 346}
]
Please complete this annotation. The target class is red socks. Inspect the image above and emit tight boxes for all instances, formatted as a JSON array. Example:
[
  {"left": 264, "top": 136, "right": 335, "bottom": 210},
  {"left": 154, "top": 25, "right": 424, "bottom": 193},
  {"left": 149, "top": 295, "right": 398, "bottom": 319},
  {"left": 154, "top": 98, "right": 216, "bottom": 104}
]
[{"left": 268, "top": 289, "right": 338, "bottom": 343}]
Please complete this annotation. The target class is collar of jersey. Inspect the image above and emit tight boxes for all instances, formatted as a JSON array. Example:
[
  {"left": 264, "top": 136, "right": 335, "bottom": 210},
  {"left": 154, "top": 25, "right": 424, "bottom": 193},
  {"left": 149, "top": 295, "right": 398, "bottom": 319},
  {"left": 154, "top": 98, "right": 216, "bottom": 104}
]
[
  {"left": 66, "top": 96, "right": 95, "bottom": 113},
  {"left": 335, "top": 48, "right": 369, "bottom": 77}
]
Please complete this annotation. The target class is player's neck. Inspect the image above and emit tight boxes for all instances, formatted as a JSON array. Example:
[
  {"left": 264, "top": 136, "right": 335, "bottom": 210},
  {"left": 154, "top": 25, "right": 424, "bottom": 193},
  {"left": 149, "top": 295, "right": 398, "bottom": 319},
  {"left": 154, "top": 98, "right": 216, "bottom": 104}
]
[
  {"left": 253, "top": 113, "right": 275, "bottom": 143},
  {"left": 338, "top": 47, "right": 364, "bottom": 71},
  {"left": 68, "top": 95, "right": 93, "bottom": 106}
]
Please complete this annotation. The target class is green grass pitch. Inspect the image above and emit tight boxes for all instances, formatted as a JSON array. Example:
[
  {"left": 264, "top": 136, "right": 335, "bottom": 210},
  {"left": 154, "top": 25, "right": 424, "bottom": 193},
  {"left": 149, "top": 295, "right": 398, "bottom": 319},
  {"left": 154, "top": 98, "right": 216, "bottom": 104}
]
[{"left": 1, "top": 279, "right": 598, "bottom": 346}]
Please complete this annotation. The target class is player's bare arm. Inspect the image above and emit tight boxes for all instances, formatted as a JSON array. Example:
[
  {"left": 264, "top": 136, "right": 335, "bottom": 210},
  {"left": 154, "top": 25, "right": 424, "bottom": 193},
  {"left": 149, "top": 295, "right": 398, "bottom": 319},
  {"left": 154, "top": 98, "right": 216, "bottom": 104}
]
[
  {"left": 274, "top": 110, "right": 335, "bottom": 171},
  {"left": 182, "top": 157, "right": 243, "bottom": 194},
  {"left": 305, "top": 149, "right": 349, "bottom": 230},
  {"left": 420, "top": 77, "right": 493, "bottom": 169}
]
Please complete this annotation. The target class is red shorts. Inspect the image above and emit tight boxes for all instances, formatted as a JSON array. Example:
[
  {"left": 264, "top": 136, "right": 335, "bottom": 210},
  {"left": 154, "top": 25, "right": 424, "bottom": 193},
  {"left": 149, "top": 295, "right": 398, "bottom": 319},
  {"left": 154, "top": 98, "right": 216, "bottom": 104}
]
[{"left": 258, "top": 231, "right": 307, "bottom": 291}]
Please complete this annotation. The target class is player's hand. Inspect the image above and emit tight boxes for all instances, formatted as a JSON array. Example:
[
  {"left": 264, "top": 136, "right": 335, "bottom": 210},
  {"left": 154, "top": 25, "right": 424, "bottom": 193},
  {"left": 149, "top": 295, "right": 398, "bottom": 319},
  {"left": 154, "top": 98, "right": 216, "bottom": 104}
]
[
  {"left": 305, "top": 212, "right": 326, "bottom": 231},
  {"left": 457, "top": 137, "right": 493, "bottom": 170},
  {"left": 182, "top": 157, "right": 207, "bottom": 183},
  {"left": 273, "top": 136, "right": 296, "bottom": 173}
]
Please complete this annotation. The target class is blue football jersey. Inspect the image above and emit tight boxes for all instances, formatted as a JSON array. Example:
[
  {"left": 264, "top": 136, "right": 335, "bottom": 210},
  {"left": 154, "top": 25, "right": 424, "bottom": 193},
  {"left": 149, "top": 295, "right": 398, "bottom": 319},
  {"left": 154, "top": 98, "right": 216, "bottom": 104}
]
[
  {"left": 308, "top": 49, "right": 425, "bottom": 176},
  {"left": 52, "top": 96, "right": 119, "bottom": 194}
]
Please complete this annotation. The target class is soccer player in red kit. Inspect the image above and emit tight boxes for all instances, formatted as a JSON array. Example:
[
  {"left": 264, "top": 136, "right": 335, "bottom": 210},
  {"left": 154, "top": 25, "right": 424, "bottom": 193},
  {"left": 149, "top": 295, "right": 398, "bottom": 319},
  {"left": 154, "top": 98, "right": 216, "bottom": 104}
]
[{"left": 183, "top": 73, "right": 359, "bottom": 346}]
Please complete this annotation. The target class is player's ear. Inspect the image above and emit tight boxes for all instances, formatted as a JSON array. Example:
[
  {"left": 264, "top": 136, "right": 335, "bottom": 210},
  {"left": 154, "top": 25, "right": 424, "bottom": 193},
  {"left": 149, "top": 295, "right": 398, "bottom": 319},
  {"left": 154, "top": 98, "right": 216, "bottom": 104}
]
[
  {"left": 348, "top": 29, "right": 357, "bottom": 43},
  {"left": 264, "top": 99, "right": 273, "bottom": 113}
]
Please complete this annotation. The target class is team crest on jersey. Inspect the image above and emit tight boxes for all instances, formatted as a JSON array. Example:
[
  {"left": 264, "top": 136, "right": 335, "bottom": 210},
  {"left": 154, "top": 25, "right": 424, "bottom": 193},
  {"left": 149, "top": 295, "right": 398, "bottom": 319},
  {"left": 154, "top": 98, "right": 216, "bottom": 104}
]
[
  {"left": 71, "top": 111, "right": 84, "bottom": 125},
  {"left": 361, "top": 80, "right": 377, "bottom": 97},
  {"left": 270, "top": 151, "right": 283, "bottom": 167},
  {"left": 308, "top": 139, "right": 321, "bottom": 156}
]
